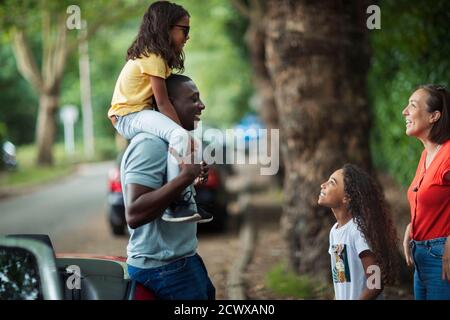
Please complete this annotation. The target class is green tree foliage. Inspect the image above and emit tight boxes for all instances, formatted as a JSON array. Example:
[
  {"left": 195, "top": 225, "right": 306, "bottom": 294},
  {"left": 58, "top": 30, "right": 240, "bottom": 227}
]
[
  {"left": 0, "top": 1, "right": 252, "bottom": 149},
  {"left": 369, "top": 0, "right": 450, "bottom": 186},
  {"left": 0, "top": 42, "right": 38, "bottom": 144},
  {"left": 0, "top": 0, "right": 145, "bottom": 165},
  {"left": 58, "top": 20, "right": 140, "bottom": 142},
  {"left": 178, "top": 0, "right": 253, "bottom": 127}
]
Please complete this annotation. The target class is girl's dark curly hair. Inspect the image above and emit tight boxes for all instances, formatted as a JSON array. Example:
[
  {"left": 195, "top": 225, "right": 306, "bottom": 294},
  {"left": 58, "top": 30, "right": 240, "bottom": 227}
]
[
  {"left": 342, "top": 164, "right": 400, "bottom": 285},
  {"left": 126, "top": 1, "right": 189, "bottom": 72}
]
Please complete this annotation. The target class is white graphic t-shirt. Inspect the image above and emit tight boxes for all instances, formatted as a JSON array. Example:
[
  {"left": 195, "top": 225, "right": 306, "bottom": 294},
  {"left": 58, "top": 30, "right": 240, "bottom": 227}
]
[{"left": 328, "top": 218, "right": 371, "bottom": 300}]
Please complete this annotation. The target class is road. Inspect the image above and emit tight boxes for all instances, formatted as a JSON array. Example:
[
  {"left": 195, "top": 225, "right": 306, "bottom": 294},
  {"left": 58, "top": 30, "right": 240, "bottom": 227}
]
[
  {"left": 0, "top": 161, "right": 242, "bottom": 299},
  {"left": 0, "top": 162, "right": 122, "bottom": 253}
]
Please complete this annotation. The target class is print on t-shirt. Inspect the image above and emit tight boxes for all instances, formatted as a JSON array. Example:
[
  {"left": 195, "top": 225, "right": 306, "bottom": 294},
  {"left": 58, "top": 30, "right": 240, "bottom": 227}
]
[{"left": 332, "top": 244, "right": 351, "bottom": 283}]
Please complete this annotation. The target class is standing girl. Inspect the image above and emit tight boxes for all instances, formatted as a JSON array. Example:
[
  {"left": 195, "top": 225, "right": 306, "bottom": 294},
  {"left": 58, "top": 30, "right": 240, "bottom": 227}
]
[
  {"left": 108, "top": 1, "right": 211, "bottom": 223},
  {"left": 318, "top": 164, "right": 399, "bottom": 299}
]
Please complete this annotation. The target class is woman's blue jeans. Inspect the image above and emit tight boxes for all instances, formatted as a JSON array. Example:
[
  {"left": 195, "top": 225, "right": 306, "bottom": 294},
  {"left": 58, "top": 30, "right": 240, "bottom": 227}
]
[
  {"left": 127, "top": 254, "right": 215, "bottom": 300},
  {"left": 410, "top": 237, "right": 450, "bottom": 300}
]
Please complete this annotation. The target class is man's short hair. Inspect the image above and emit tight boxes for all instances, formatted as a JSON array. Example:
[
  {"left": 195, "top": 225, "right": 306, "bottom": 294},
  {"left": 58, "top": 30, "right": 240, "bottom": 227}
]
[{"left": 166, "top": 74, "right": 193, "bottom": 98}]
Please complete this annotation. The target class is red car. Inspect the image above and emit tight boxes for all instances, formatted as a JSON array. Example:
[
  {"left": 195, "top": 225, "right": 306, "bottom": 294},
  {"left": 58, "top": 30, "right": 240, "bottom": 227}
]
[{"left": 0, "top": 234, "right": 156, "bottom": 300}]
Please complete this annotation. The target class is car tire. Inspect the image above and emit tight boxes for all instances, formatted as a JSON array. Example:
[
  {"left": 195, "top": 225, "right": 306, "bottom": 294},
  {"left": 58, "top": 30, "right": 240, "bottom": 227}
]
[
  {"left": 108, "top": 205, "right": 126, "bottom": 236},
  {"left": 111, "top": 222, "right": 126, "bottom": 236}
]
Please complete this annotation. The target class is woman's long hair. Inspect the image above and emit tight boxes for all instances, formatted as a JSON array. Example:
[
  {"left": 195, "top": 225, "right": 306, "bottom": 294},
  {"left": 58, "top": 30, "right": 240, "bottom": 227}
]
[
  {"left": 342, "top": 164, "right": 400, "bottom": 285},
  {"left": 126, "top": 1, "right": 189, "bottom": 72}
]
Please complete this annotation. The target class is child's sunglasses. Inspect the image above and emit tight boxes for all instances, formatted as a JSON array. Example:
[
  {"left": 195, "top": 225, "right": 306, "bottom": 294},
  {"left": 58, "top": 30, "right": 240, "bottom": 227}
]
[{"left": 174, "top": 24, "right": 190, "bottom": 37}]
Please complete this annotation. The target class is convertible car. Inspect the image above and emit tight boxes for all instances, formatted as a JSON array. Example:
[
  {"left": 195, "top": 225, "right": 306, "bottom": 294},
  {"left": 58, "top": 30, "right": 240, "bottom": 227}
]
[{"left": 0, "top": 234, "right": 155, "bottom": 300}]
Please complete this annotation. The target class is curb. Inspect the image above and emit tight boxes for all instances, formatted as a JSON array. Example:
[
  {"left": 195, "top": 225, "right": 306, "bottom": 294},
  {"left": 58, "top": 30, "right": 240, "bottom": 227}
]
[{"left": 226, "top": 193, "right": 258, "bottom": 300}]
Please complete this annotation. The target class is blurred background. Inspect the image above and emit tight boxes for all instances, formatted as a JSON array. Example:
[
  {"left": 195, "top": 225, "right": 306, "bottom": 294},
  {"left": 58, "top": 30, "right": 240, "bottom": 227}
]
[{"left": 0, "top": 0, "right": 449, "bottom": 299}]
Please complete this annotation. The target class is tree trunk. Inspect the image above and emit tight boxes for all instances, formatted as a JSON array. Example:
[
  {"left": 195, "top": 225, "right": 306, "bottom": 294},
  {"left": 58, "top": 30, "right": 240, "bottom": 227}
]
[
  {"left": 233, "top": 0, "right": 279, "bottom": 130},
  {"left": 265, "top": 0, "right": 372, "bottom": 279},
  {"left": 11, "top": 13, "right": 67, "bottom": 166},
  {"left": 245, "top": 9, "right": 278, "bottom": 130},
  {"left": 35, "top": 92, "right": 59, "bottom": 166},
  {"left": 232, "top": 0, "right": 283, "bottom": 183},
  {"left": 78, "top": 21, "right": 95, "bottom": 160}
]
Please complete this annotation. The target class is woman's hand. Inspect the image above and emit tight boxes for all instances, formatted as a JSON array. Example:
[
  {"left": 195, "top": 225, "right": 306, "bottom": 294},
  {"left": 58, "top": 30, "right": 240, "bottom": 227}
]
[
  {"left": 403, "top": 223, "right": 414, "bottom": 267},
  {"left": 442, "top": 235, "right": 450, "bottom": 281}
]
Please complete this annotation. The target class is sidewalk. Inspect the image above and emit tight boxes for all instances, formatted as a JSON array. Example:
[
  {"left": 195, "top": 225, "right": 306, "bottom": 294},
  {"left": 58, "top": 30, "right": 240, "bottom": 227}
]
[{"left": 224, "top": 161, "right": 291, "bottom": 299}]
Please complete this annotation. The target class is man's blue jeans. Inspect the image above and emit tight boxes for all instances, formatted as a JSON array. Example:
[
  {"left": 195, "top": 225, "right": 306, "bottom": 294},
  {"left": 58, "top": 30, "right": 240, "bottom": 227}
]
[
  {"left": 411, "top": 237, "right": 450, "bottom": 300},
  {"left": 127, "top": 254, "right": 215, "bottom": 300}
]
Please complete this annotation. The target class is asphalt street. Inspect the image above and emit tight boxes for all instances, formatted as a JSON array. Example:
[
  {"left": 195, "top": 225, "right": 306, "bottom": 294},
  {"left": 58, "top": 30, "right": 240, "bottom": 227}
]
[{"left": 0, "top": 162, "right": 115, "bottom": 252}]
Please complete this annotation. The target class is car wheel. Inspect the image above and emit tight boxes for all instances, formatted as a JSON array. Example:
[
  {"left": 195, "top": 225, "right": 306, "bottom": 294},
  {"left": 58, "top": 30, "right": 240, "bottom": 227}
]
[
  {"left": 111, "top": 222, "right": 126, "bottom": 236},
  {"left": 108, "top": 205, "right": 126, "bottom": 236}
]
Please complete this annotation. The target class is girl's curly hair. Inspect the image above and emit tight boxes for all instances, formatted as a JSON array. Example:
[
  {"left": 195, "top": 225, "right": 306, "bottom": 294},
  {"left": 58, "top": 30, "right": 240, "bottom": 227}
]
[
  {"left": 342, "top": 164, "right": 400, "bottom": 285},
  {"left": 126, "top": 1, "right": 189, "bottom": 72}
]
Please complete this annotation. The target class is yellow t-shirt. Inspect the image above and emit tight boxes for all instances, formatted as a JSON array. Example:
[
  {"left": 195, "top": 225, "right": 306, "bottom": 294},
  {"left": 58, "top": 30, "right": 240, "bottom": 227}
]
[{"left": 108, "top": 54, "right": 172, "bottom": 118}]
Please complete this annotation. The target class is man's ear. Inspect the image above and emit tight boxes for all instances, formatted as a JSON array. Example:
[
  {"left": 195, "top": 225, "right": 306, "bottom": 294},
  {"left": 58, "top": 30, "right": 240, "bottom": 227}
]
[{"left": 430, "top": 110, "right": 441, "bottom": 123}]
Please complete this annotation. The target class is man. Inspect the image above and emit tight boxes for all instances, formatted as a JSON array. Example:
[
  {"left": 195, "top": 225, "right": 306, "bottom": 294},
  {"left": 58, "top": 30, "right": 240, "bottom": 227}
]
[{"left": 120, "top": 74, "right": 215, "bottom": 300}]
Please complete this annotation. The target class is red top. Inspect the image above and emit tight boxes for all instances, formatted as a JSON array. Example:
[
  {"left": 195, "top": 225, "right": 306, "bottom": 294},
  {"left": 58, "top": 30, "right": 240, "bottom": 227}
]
[{"left": 407, "top": 140, "right": 450, "bottom": 241}]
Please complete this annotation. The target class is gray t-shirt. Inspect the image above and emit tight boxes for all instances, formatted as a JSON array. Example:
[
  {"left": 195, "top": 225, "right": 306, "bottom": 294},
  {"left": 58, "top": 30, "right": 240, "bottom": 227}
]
[{"left": 121, "top": 132, "right": 197, "bottom": 269}]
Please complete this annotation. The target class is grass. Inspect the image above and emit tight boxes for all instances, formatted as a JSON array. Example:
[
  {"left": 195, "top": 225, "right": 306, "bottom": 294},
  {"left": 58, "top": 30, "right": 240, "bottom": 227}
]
[
  {"left": 265, "top": 263, "right": 328, "bottom": 299},
  {"left": 0, "top": 137, "right": 118, "bottom": 190},
  {"left": 0, "top": 165, "right": 73, "bottom": 188}
]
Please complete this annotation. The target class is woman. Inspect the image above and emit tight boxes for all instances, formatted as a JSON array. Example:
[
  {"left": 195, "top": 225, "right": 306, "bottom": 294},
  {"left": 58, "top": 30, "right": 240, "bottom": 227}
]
[{"left": 402, "top": 84, "right": 450, "bottom": 300}]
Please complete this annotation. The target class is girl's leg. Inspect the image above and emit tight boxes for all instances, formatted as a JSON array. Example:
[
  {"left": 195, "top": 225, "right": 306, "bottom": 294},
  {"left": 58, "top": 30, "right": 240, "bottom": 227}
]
[
  {"left": 126, "top": 110, "right": 202, "bottom": 221},
  {"left": 115, "top": 111, "right": 188, "bottom": 182},
  {"left": 124, "top": 110, "right": 190, "bottom": 179},
  {"left": 116, "top": 110, "right": 204, "bottom": 180},
  {"left": 114, "top": 112, "right": 142, "bottom": 140}
]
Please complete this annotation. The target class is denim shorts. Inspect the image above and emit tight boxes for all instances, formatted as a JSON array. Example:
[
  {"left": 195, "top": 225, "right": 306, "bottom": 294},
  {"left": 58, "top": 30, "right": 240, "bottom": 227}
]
[
  {"left": 410, "top": 237, "right": 450, "bottom": 300},
  {"left": 127, "top": 253, "right": 215, "bottom": 300}
]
